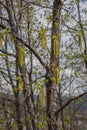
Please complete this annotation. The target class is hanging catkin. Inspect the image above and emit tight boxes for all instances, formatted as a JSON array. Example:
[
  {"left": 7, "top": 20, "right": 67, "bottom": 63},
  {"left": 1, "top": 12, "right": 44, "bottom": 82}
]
[
  {"left": 53, "top": 38, "right": 60, "bottom": 58},
  {"left": 18, "top": 76, "right": 24, "bottom": 92},
  {"left": 40, "top": 28, "right": 47, "bottom": 49},
  {"left": 18, "top": 46, "right": 25, "bottom": 67},
  {"left": 40, "top": 86, "right": 45, "bottom": 107}
]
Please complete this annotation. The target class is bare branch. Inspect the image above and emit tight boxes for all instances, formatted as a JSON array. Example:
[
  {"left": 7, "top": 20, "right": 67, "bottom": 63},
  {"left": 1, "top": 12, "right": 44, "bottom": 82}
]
[{"left": 55, "top": 92, "right": 87, "bottom": 119}]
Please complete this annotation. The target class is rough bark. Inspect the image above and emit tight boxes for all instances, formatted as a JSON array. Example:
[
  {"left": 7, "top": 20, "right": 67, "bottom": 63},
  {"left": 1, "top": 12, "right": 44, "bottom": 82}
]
[
  {"left": 20, "top": 66, "right": 37, "bottom": 130},
  {"left": 5, "top": 1, "right": 23, "bottom": 130},
  {"left": 46, "top": 1, "right": 62, "bottom": 130}
]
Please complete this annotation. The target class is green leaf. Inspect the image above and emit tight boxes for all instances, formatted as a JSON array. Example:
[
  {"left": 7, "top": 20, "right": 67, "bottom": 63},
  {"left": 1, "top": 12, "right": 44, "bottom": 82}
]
[
  {"left": 54, "top": 22, "right": 59, "bottom": 27},
  {"left": 0, "top": 118, "right": 4, "bottom": 124},
  {"left": 50, "top": 77, "right": 55, "bottom": 81},
  {"left": 0, "top": 53, "right": 8, "bottom": 57},
  {"left": 42, "top": 79, "right": 48, "bottom": 83},
  {"left": 65, "top": 117, "right": 72, "bottom": 124},
  {"left": 58, "top": 33, "right": 62, "bottom": 39},
  {"left": 82, "top": 54, "right": 87, "bottom": 61},
  {"left": 78, "top": 97, "right": 83, "bottom": 103},
  {"left": 64, "top": 54, "right": 71, "bottom": 59},
  {"left": 8, "top": 62, "right": 13, "bottom": 67},
  {"left": 2, "top": 28, "right": 10, "bottom": 35},
  {"left": 13, "top": 87, "right": 18, "bottom": 93},
  {"left": 52, "top": 35, "right": 56, "bottom": 39},
  {"left": 38, "top": 122, "right": 45, "bottom": 128},
  {"left": 16, "top": 73, "right": 22, "bottom": 80},
  {"left": 74, "top": 0, "right": 80, "bottom": 3},
  {"left": 46, "top": 15, "right": 52, "bottom": 21}
]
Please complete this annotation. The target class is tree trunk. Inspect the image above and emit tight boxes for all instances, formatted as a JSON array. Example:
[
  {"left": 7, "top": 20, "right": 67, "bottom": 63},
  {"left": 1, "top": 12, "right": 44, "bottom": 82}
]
[
  {"left": 46, "top": 75, "right": 58, "bottom": 130},
  {"left": 46, "top": 0, "right": 62, "bottom": 130},
  {"left": 14, "top": 95, "right": 23, "bottom": 130},
  {"left": 21, "top": 66, "right": 37, "bottom": 130}
]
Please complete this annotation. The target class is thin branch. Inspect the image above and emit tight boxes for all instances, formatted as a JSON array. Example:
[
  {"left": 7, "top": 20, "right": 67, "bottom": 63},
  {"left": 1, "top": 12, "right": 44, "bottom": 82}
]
[
  {"left": 0, "top": 15, "right": 9, "bottom": 22},
  {"left": 0, "top": 23, "right": 49, "bottom": 70},
  {"left": 0, "top": 1, "right": 9, "bottom": 11},
  {"left": 0, "top": 50, "right": 15, "bottom": 57},
  {"left": 15, "top": 35, "right": 49, "bottom": 70},
  {"left": 17, "top": 1, "right": 52, "bottom": 16},
  {"left": 55, "top": 91, "right": 87, "bottom": 119}
]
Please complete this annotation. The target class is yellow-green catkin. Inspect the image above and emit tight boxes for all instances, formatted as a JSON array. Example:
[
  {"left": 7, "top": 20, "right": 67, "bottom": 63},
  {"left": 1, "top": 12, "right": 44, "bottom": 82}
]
[
  {"left": 40, "top": 86, "right": 45, "bottom": 107},
  {"left": 40, "top": 28, "right": 47, "bottom": 49},
  {"left": 53, "top": 36, "right": 60, "bottom": 58},
  {"left": 55, "top": 67, "right": 60, "bottom": 85},
  {"left": 18, "top": 76, "right": 24, "bottom": 92},
  {"left": 18, "top": 46, "right": 25, "bottom": 67}
]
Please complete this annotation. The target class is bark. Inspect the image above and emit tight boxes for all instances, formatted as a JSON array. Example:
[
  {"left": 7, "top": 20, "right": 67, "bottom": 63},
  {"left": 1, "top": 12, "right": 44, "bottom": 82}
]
[
  {"left": 1, "top": 97, "right": 11, "bottom": 130},
  {"left": 24, "top": 105, "right": 33, "bottom": 130},
  {"left": 58, "top": 93, "right": 65, "bottom": 130},
  {"left": 46, "top": 0, "right": 62, "bottom": 130},
  {"left": 20, "top": 66, "right": 37, "bottom": 130},
  {"left": 14, "top": 96, "right": 23, "bottom": 130},
  {"left": 46, "top": 74, "right": 58, "bottom": 130},
  {"left": 5, "top": 1, "right": 23, "bottom": 130}
]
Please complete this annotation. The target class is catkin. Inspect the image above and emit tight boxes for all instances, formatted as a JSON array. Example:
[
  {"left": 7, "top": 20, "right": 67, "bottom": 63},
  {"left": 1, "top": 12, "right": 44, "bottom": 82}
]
[
  {"left": 53, "top": 38, "right": 60, "bottom": 57},
  {"left": 40, "top": 28, "right": 47, "bottom": 49},
  {"left": 40, "top": 86, "right": 45, "bottom": 107},
  {"left": 18, "top": 76, "right": 24, "bottom": 92},
  {"left": 18, "top": 47, "right": 25, "bottom": 67}
]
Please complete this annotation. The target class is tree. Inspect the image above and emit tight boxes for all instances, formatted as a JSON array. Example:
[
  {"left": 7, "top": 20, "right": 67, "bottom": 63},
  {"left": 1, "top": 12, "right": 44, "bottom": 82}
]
[{"left": 0, "top": 0, "right": 87, "bottom": 130}]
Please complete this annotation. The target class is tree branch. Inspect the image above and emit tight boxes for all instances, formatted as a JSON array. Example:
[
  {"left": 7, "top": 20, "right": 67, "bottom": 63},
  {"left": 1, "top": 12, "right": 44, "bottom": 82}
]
[
  {"left": 0, "top": 23, "right": 49, "bottom": 70},
  {"left": 55, "top": 91, "right": 87, "bottom": 119},
  {"left": 17, "top": 1, "right": 52, "bottom": 19}
]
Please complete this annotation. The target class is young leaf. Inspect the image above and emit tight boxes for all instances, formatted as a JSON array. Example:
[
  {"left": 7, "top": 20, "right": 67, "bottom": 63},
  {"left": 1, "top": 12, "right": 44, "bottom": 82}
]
[{"left": 38, "top": 122, "right": 45, "bottom": 129}]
